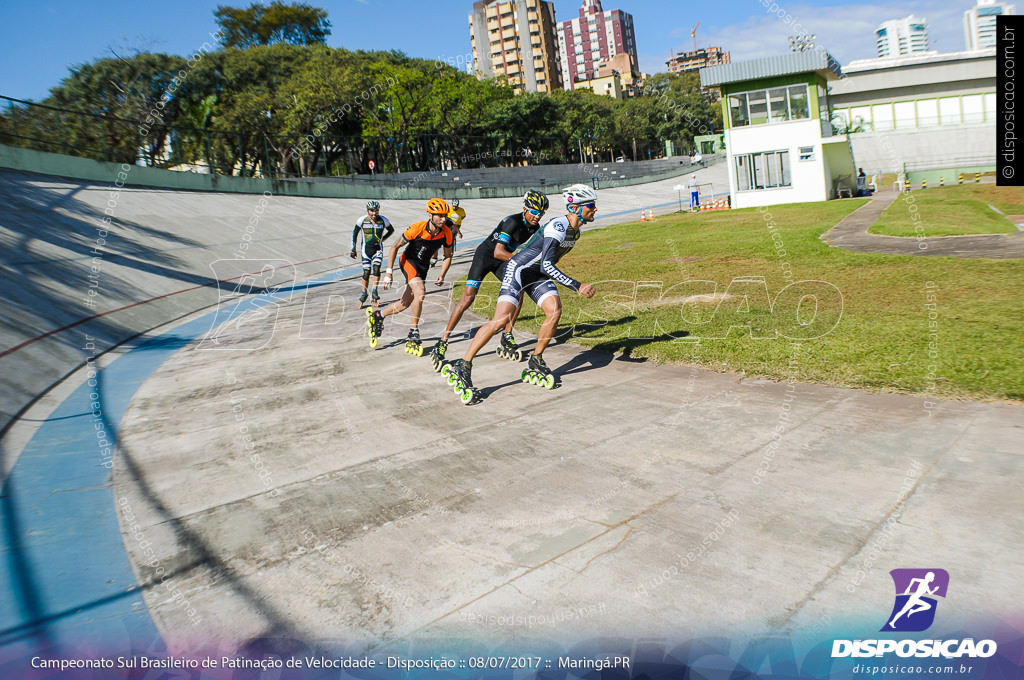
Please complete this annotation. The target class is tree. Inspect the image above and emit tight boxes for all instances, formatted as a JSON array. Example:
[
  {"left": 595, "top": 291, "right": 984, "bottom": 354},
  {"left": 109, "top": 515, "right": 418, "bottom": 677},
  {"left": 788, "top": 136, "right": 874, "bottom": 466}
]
[
  {"left": 215, "top": 2, "right": 330, "bottom": 48},
  {"left": 46, "top": 51, "right": 188, "bottom": 163}
]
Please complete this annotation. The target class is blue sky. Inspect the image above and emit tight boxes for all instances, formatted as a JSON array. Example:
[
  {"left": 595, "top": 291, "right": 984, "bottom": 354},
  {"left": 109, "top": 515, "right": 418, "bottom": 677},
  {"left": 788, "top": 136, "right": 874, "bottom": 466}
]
[{"left": 0, "top": 0, "right": 982, "bottom": 102}]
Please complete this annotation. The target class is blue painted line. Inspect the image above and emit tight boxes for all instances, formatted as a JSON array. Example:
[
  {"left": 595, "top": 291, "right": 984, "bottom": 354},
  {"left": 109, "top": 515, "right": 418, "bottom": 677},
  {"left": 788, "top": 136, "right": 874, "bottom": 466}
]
[{"left": 0, "top": 263, "right": 368, "bottom": 653}]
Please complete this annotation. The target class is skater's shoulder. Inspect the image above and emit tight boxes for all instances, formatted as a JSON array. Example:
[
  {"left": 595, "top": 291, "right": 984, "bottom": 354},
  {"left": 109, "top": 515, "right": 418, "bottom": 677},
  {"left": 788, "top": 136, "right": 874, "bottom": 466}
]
[{"left": 544, "top": 215, "right": 571, "bottom": 235}]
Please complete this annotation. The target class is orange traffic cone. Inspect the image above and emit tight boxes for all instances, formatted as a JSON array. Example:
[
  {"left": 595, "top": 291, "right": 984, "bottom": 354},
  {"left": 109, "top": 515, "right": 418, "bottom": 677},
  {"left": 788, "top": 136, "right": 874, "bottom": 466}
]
[
  {"left": 647, "top": 207, "right": 654, "bottom": 219},
  {"left": 640, "top": 208, "right": 647, "bottom": 222}
]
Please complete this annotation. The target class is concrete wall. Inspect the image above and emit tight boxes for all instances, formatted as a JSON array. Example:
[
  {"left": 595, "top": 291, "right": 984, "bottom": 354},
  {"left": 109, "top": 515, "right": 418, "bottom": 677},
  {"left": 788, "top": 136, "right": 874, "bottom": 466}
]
[
  {"left": 847, "top": 125, "right": 995, "bottom": 174},
  {"left": 0, "top": 144, "right": 705, "bottom": 200}
]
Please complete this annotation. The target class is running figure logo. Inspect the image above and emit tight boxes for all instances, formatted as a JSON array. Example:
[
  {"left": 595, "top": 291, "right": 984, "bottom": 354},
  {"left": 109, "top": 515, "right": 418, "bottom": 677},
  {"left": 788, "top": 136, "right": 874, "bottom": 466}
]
[{"left": 881, "top": 569, "right": 949, "bottom": 632}]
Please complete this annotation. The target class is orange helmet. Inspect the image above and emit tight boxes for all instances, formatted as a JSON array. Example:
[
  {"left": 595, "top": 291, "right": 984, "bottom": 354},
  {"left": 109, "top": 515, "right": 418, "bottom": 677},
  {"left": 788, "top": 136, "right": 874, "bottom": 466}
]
[{"left": 426, "top": 198, "right": 450, "bottom": 215}]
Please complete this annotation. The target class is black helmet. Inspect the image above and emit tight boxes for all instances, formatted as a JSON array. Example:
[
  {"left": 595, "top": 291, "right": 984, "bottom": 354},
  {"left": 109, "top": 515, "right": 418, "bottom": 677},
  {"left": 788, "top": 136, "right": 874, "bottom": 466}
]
[
  {"left": 523, "top": 190, "right": 549, "bottom": 212},
  {"left": 451, "top": 198, "right": 460, "bottom": 208},
  {"left": 366, "top": 200, "right": 380, "bottom": 210}
]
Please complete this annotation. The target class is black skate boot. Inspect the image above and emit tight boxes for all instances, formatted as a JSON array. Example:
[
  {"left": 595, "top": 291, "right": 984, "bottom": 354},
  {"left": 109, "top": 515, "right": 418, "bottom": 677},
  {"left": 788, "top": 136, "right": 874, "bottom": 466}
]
[
  {"left": 430, "top": 339, "right": 448, "bottom": 372},
  {"left": 367, "top": 309, "right": 384, "bottom": 348},
  {"left": 404, "top": 328, "right": 423, "bottom": 356},
  {"left": 446, "top": 359, "right": 478, "bottom": 405},
  {"left": 521, "top": 353, "right": 556, "bottom": 389},
  {"left": 497, "top": 331, "right": 523, "bottom": 362}
]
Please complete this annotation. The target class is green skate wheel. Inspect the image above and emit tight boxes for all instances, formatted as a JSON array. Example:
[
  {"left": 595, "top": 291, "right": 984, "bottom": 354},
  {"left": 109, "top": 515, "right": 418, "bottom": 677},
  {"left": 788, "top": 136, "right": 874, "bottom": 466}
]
[
  {"left": 460, "top": 388, "right": 474, "bottom": 405},
  {"left": 447, "top": 373, "right": 458, "bottom": 386},
  {"left": 543, "top": 374, "right": 555, "bottom": 390},
  {"left": 370, "top": 336, "right": 378, "bottom": 349},
  {"left": 441, "top": 364, "right": 452, "bottom": 379},
  {"left": 454, "top": 382, "right": 464, "bottom": 395},
  {"left": 521, "top": 369, "right": 529, "bottom": 382}
]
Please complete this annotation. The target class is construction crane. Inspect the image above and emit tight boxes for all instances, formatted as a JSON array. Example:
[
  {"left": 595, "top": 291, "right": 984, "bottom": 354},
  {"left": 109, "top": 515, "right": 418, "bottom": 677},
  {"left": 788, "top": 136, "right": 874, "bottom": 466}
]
[{"left": 691, "top": 21, "right": 700, "bottom": 52}]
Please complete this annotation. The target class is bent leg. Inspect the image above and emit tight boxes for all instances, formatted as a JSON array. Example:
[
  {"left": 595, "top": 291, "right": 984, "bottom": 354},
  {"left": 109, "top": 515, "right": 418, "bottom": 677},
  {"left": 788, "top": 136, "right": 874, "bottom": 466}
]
[
  {"left": 533, "top": 292, "right": 562, "bottom": 356},
  {"left": 407, "top": 278, "right": 428, "bottom": 328},
  {"left": 463, "top": 301, "right": 517, "bottom": 362},
  {"left": 442, "top": 287, "right": 479, "bottom": 341}
]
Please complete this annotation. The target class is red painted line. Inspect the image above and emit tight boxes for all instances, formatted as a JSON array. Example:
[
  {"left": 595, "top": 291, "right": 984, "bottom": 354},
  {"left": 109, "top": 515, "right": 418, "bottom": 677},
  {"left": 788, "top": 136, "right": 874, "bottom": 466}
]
[{"left": 0, "top": 253, "right": 346, "bottom": 359}]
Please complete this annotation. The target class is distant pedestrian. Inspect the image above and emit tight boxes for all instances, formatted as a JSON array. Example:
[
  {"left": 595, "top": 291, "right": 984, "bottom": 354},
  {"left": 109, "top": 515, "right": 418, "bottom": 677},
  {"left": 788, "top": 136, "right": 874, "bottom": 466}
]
[{"left": 689, "top": 174, "right": 700, "bottom": 210}]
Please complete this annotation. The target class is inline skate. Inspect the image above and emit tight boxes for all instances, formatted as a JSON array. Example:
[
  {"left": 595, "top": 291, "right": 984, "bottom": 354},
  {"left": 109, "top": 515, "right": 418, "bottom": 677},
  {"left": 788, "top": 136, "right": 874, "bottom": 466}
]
[
  {"left": 495, "top": 331, "right": 523, "bottom": 362},
  {"left": 429, "top": 339, "right": 448, "bottom": 372},
  {"left": 404, "top": 328, "right": 424, "bottom": 356},
  {"left": 367, "top": 309, "right": 384, "bottom": 349},
  {"left": 521, "top": 353, "right": 556, "bottom": 390},
  {"left": 445, "top": 359, "right": 478, "bottom": 405}
]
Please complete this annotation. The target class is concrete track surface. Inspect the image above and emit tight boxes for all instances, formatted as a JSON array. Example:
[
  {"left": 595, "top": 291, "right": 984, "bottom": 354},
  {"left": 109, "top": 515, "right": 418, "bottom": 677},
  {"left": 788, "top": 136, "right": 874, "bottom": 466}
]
[{"left": 1, "top": 165, "right": 1021, "bottom": 659}]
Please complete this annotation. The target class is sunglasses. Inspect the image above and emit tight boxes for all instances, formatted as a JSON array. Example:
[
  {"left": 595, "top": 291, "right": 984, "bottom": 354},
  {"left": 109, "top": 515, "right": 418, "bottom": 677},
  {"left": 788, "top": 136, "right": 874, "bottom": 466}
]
[
  {"left": 526, "top": 208, "right": 546, "bottom": 216},
  {"left": 580, "top": 202, "right": 597, "bottom": 210}
]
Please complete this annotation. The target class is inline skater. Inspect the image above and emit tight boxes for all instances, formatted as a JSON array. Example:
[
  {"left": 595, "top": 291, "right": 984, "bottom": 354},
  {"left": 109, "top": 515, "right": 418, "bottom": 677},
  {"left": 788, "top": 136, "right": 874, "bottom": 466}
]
[
  {"left": 350, "top": 200, "right": 394, "bottom": 308},
  {"left": 433, "top": 198, "right": 465, "bottom": 267},
  {"left": 367, "top": 198, "right": 454, "bottom": 353},
  {"left": 429, "top": 190, "right": 549, "bottom": 370},
  {"left": 443, "top": 184, "right": 598, "bottom": 404}
]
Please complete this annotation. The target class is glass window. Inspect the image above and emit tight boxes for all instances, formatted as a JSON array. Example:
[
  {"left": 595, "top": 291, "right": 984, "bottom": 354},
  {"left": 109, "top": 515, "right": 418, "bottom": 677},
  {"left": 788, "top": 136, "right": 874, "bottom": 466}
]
[
  {"left": 753, "top": 152, "right": 767, "bottom": 189},
  {"left": 729, "top": 93, "right": 749, "bottom": 127},
  {"left": 735, "top": 151, "right": 790, "bottom": 191},
  {"left": 984, "top": 93, "right": 996, "bottom": 120},
  {"left": 748, "top": 89, "right": 768, "bottom": 125},
  {"left": 894, "top": 101, "right": 915, "bottom": 129},
  {"left": 769, "top": 87, "right": 789, "bottom": 122},
  {"left": 767, "top": 152, "right": 783, "bottom": 185},
  {"left": 799, "top": 146, "right": 814, "bottom": 161},
  {"left": 962, "top": 94, "right": 984, "bottom": 124},
  {"left": 788, "top": 85, "right": 810, "bottom": 119},
  {"left": 939, "top": 97, "right": 961, "bottom": 125},
  {"left": 872, "top": 103, "right": 894, "bottom": 131},
  {"left": 850, "top": 105, "right": 872, "bottom": 131},
  {"left": 917, "top": 99, "right": 939, "bottom": 127},
  {"left": 832, "top": 109, "right": 849, "bottom": 132},
  {"left": 735, "top": 155, "right": 751, "bottom": 191}
]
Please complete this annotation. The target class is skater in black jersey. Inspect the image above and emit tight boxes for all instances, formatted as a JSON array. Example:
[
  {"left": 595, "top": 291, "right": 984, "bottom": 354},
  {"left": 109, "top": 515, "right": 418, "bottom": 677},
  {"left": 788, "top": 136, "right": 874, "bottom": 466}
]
[
  {"left": 428, "top": 190, "right": 548, "bottom": 370},
  {"left": 443, "top": 184, "right": 597, "bottom": 403}
]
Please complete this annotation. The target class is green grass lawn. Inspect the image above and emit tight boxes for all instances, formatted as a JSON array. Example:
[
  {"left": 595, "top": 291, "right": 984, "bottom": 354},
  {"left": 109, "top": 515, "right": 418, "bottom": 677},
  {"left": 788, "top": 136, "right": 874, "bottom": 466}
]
[
  {"left": 871, "top": 184, "right": 1023, "bottom": 237},
  {"left": 461, "top": 201, "right": 1024, "bottom": 402}
]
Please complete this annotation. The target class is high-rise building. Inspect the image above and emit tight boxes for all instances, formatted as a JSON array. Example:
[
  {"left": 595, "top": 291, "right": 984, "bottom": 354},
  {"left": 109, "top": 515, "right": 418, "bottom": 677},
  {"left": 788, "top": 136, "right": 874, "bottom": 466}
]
[
  {"left": 667, "top": 46, "right": 730, "bottom": 74},
  {"left": 875, "top": 15, "right": 930, "bottom": 58},
  {"left": 469, "top": 0, "right": 562, "bottom": 94},
  {"left": 964, "top": 0, "right": 1015, "bottom": 50},
  {"left": 556, "top": 0, "right": 638, "bottom": 89}
]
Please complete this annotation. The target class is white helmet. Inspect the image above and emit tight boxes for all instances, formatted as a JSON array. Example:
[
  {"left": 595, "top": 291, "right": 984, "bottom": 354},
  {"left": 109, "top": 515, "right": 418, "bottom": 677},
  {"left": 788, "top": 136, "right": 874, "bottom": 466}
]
[{"left": 562, "top": 183, "right": 598, "bottom": 207}]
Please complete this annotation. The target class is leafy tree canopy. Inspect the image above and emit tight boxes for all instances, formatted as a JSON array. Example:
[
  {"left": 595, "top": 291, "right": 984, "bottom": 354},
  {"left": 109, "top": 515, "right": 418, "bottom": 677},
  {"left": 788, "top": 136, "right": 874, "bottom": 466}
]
[{"left": 215, "top": 1, "right": 330, "bottom": 48}]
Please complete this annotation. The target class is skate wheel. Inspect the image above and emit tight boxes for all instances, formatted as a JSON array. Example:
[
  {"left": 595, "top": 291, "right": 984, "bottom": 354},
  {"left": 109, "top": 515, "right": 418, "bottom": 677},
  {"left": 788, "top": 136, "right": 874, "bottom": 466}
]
[
  {"left": 447, "top": 373, "right": 458, "bottom": 387},
  {"left": 544, "top": 374, "right": 555, "bottom": 390},
  {"left": 441, "top": 364, "right": 452, "bottom": 379},
  {"left": 514, "top": 350, "right": 523, "bottom": 362},
  {"left": 416, "top": 346, "right": 424, "bottom": 357},
  {"left": 370, "top": 337, "right": 378, "bottom": 349},
  {"left": 433, "top": 359, "right": 443, "bottom": 373},
  {"left": 531, "top": 374, "right": 541, "bottom": 385},
  {"left": 460, "top": 389, "right": 474, "bottom": 405},
  {"left": 454, "top": 383, "right": 464, "bottom": 395},
  {"left": 521, "top": 369, "right": 530, "bottom": 382}
]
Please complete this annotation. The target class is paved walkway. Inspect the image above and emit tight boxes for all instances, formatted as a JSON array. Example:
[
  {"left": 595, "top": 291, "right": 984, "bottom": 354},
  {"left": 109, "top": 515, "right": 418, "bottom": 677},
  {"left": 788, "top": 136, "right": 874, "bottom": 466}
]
[{"left": 821, "top": 187, "right": 1024, "bottom": 258}]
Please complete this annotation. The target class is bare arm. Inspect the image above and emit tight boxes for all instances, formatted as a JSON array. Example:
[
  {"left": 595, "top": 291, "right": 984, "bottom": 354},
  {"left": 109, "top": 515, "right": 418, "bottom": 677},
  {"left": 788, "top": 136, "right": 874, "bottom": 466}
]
[{"left": 435, "top": 244, "right": 454, "bottom": 285}]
